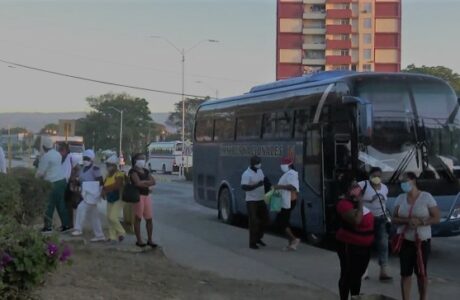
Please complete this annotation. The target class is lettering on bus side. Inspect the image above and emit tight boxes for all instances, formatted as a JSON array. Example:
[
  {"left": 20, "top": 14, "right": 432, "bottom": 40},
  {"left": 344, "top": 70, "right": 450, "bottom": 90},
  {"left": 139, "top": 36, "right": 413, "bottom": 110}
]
[{"left": 220, "top": 144, "right": 283, "bottom": 157}]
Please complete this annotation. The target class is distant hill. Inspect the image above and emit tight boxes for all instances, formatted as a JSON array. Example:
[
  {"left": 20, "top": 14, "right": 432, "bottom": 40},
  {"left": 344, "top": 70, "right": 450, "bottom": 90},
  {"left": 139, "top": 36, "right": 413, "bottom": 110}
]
[{"left": 0, "top": 112, "right": 175, "bottom": 133}]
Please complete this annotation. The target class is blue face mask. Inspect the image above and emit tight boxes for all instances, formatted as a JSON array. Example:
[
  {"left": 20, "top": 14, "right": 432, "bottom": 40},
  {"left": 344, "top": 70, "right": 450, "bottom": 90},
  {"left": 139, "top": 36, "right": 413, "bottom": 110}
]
[{"left": 400, "top": 182, "right": 413, "bottom": 193}]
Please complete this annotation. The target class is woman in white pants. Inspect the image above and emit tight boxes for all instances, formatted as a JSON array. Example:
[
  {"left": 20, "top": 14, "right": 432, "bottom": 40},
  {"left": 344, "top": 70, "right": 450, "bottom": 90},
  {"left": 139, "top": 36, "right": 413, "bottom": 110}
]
[{"left": 72, "top": 149, "right": 106, "bottom": 242}]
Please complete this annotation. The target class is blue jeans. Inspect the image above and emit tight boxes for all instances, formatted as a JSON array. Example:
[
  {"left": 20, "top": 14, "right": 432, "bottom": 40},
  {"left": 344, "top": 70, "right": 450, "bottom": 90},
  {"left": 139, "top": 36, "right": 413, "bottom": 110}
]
[{"left": 374, "top": 216, "right": 389, "bottom": 267}]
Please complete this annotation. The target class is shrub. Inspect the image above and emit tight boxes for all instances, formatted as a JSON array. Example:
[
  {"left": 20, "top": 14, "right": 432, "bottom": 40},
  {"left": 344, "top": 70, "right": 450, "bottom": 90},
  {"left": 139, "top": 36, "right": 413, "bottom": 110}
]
[
  {"left": 0, "top": 216, "right": 71, "bottom": 299},
  {"left": 0, "top": 174, "right": 22, "bottom": 222},
  {"left": 8, "top": 168, "right": 52, "bottom": 225}
]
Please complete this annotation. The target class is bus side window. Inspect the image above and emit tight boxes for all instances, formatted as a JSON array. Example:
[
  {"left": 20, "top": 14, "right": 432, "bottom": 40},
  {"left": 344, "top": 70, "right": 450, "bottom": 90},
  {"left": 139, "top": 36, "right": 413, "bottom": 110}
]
[
  {"left": 262, "top": 111, "right": 293, "bottom": 139},
  {"left": 236, "top": 115, "right": 262, "bottom": 140},
  {"left": 195, "top": 119, "right": 214, "bottom": 142},
  {"left": 214, "top": 117, "right": 235, "bottom": 141},
  {"left": 295, "top": 109, "right": 312, "bottom": 138}
]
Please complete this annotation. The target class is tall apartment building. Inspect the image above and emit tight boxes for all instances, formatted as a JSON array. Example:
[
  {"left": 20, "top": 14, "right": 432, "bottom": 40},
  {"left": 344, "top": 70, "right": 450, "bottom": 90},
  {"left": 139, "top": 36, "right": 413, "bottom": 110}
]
[{"left": 276, "top": 0, "right": 401, "bottom": 80}]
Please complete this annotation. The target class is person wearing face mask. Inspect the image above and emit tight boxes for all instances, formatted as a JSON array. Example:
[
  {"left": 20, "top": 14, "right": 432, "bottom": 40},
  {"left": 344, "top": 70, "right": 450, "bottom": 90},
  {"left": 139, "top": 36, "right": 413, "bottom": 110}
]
[
  {"left": 336, "top": 176, "right": 374, "bottom": 300},
  {"left": 241, "top": 155, "right": 269, "bottom": 250},
  {"left": 36, "top": 137, "right": 72, "bottom": 233},
  {"left": 358, "top": 167, "right": 392, "bottom": 281},
  {"left": 71, "top": 149, "right": 106, "bottom": 242},
  {"left": 129, "top": 153, "right": 157, "bottom": 248},
  {"left": 102, "top": 155, "right": 126, "bottom": 243},
  {"left": 273, "top": 157, "right": 300, "bottom": 251},
  {"left": 393, "top": 172, "right": 440, "bottom": 300}
]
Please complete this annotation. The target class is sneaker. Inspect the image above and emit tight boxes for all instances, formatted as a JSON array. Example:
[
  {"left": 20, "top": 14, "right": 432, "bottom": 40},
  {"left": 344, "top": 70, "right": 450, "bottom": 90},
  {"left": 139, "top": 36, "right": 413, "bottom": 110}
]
[
  {"left": 71, "top": 230, "right": 83, "bottom": 236},
  {"left": 249, "top": 244, "right": 259, "bottom": 250},
  {"left": 289, "top": 238, "right": 300, "bottom": 250},
  {"left": 60, "top": 226, "right": 73, "bottom": 233},
  {"left": 257, "top": 240, "right": 267, "bottom": 247},
  {"left": 41, "top": 227, "right": 53, "bottom": 234},
  {"left": 90, "top": 236, "right": 106, "bottom": 242},
  {"left": 118, "top": 235, "right": 125, "bottom": 242}
]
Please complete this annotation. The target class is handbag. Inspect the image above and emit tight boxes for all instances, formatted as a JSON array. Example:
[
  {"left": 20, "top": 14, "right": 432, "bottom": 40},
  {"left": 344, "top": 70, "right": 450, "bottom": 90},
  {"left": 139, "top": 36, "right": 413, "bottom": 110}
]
[
  {"left": 269, "top": 191, "right": 283, "bottom": 212},
  {"left": 122, "top": 174, "right": 140, "bottom": 203},
  {"left": 391, "top": 195, "right": 418, "bottom": 254}
]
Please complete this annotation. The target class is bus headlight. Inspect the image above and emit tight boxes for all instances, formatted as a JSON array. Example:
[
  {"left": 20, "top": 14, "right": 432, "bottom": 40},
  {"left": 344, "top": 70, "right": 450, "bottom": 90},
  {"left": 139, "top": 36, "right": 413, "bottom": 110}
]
[{"left": 450, "top": 207, "right": 460, "bottom": 220}]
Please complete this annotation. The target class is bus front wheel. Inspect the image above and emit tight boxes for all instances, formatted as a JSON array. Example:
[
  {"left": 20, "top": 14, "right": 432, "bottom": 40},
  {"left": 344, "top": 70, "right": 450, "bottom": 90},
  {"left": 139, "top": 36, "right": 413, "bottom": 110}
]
[{"left": 218, "top": 187, "right": 235, "bottom": 225}]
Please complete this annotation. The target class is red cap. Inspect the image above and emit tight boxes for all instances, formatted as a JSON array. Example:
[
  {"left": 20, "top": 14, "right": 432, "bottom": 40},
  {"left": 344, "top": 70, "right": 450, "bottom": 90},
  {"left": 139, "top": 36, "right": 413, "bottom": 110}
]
[{"left": 281, "top": 157, "right": 293, "bottom": 165}]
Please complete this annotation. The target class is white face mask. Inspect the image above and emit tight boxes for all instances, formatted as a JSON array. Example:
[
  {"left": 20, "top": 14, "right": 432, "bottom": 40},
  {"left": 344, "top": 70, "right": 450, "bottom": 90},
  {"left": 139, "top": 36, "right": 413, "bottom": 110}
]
[
  {"left": 280, "top": 164, "right": 290, "bottom": 173},
  {"left": 135, "top": 160, "right": 146, "bottom": 168},
  {"left": 254, "top": 163, "right": 262, "bottom": 169},
  {"left": 83, "top": 161, "right": 91, "bottom": 167}
]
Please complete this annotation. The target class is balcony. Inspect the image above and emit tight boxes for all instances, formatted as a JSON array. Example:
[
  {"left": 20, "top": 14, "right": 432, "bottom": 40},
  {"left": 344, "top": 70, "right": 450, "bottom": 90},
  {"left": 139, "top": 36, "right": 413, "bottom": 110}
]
[
  {"left": 303, "top": 58, "right": 326, "bottom": 65},
  {"left": 326, "top": 39, "right": 352, "bottom": 49},
  {"left": 303, "top": 0, "right": 326, "bottom": 4},
  {"left": 303, "top": 43, "right": 326, "bottom": 50},
  {"left": 303, "top": 27, "right": 327, "bottom": 35},
  {"left": 326, "top": 55, "right": 352, "bottom": 65},
  {"left": 327, "top": 0, "right": 351, "bottom": 3},
  {"left": 303, "top": 12, "right": 326, "bottom": 20},
  {"left": 326, "top": 24, "right": 352, "bottom": 34},
  {"left": 326, "top": 9, "right": 352, "bottom": 19}
]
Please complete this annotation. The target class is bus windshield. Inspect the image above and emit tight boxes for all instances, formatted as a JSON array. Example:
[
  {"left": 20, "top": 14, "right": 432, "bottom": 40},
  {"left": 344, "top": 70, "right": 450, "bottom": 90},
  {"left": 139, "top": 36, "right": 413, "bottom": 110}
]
[{"left": 356, "top": 78, "right": 460, "bottom": 180}]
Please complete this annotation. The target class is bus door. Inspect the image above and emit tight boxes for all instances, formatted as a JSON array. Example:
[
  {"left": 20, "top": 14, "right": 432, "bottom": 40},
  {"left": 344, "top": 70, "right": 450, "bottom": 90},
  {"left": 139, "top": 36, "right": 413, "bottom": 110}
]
[{"left": 302, "top": 124, "right": 326, "bottom": 234}]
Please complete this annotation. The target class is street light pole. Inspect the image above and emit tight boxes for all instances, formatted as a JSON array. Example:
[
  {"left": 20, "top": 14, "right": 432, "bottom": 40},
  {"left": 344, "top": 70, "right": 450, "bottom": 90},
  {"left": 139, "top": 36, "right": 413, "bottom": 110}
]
[
  {"left": 109, "top": 107, "right": 123, "bottom": 166},
  {"left": 151, "top": 36, "right": 219, "bottom": 179}
]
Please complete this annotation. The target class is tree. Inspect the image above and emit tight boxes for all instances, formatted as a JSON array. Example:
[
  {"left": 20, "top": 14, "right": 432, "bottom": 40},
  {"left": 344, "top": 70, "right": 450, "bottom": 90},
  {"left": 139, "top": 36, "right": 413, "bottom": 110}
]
[
  {"left": 40, "top": 123, "right": 59, "bottom": 135},
  {"left": 168, "top": 97, "right": 209, "bottom": 140},
  {"left": 0, "top": 127, "right": 28, "bottom": 135},
  {"left": 403, "top": 64, "right": 460, "bottom": 95},
  {"left": 76, "top": 93, "right": 153, "bottom": 156}
]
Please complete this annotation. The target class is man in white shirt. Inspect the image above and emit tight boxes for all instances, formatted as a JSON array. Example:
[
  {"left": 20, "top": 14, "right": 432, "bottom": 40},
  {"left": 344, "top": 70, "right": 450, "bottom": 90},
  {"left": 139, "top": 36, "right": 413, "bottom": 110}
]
[
  {"left": 358, "top": 167, "right": 392, "bottom": 281},
  {"left": 274, "top": 157, "right": 300, "bottom": 250},
  {"left": 241, "top": 156, "right": 269, "bottom": 250},
  {"left": 36, "top": 137, "right": 72, "bottom": 233},
  {"left": 0, "top": 145, "right": 6, "bottom": 174}
]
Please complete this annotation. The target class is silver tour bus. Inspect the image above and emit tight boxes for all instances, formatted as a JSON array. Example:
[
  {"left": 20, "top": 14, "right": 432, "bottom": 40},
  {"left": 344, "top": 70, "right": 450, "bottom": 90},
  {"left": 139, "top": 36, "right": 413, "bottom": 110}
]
[{"left": 193, "top": 71, "right": 460, "bottom": 243}]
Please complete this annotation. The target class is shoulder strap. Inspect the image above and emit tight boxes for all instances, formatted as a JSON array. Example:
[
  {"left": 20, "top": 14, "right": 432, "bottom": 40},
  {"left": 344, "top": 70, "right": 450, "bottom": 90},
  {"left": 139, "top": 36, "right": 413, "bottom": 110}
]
[
  {"left": 371, "top": 184, "right": 388, "bottom": 218},
  {"left": 362, "top": 180, "right": 368, "bottom": 195}
]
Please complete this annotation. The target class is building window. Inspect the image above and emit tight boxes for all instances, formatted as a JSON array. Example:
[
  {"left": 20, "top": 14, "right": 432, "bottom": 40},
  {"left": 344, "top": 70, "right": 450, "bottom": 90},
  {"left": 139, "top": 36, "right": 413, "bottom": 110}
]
[
  {"left": 363, "top": 64, "right": 372, "bottom": 71},
  {"left": 339, "top": 34, "right": 349, "bottom": 40},
  {"left": 362, "top": 3, "right": 372, "bottom": 13},
  {"left": 363, "top": 49, "right": 372, "bottom": 60},
  {"left": 340, "top": 49, "right": 349, "bottom": 56},
  {"left": 363, "top": 18, "right": 372, "bottom": 28},
  {"left": 304, "top": 66, "right": 324, "bottom": 74},
  {"left": 364, "top": 33, "right": 372, "bottom": 44},
  {"left": 332, "top": 65, "right": 349, "bottom": 71}
]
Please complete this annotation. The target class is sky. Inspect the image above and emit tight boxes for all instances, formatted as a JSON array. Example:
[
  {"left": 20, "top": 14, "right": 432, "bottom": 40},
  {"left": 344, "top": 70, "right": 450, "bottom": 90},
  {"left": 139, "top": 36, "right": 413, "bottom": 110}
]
[{"left": 0, "top": 0, "right": 459, "bottom": 113}]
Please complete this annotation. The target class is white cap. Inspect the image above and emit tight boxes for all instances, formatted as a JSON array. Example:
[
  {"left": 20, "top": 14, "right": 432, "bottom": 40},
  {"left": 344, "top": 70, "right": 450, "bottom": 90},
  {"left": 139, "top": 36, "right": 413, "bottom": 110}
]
[
  {"left": 83, "top": 149, "right": 96, "bottom": 161},
  {"left": 105, "top": 155, "right": 119, "bottom": 165},
  {"left": 42, "top": 137, "right": 54, "bottom": 149}
]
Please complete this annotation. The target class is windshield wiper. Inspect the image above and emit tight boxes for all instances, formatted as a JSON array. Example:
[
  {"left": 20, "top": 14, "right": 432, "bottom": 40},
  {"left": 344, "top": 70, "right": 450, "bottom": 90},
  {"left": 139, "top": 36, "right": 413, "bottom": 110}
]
[
  {"left": 445, "top": 103, "right": 460, "bottom": 126},
  {"left": 389, "top": 143, "right": 419, "bottom": 184}
]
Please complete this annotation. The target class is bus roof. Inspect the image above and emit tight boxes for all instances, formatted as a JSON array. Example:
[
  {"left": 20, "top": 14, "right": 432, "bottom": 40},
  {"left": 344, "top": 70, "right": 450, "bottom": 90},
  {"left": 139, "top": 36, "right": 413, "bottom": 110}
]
[{"left": 197, "top": 71, "right": 445, "bottom": 112}]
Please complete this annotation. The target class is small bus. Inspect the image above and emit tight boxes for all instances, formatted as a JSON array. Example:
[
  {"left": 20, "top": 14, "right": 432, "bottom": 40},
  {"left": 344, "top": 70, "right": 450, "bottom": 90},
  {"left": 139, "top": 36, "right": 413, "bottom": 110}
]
[
  {"left": 193, "top": 71, "right": 460, "bottom": 243},
  {"left": 147, "top": 141, "right": 192, "bottom": 173}
]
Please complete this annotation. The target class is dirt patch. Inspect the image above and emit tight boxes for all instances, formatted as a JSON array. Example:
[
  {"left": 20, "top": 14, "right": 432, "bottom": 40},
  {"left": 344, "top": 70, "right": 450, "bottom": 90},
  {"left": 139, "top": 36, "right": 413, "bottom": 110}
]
[{"left": 36, "top": 242, "right": 336, "bottom": 300}]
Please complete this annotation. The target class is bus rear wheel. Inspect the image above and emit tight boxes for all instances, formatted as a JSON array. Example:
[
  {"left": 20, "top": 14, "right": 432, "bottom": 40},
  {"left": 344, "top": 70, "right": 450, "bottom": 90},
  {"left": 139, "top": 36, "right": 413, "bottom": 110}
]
[{"left": 218, "top": 187, "right": 235, "bottom": 225}]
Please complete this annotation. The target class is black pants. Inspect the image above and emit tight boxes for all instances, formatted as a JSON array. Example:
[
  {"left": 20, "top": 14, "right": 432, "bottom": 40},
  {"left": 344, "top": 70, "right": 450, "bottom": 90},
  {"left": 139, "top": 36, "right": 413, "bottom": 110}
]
[
  {"left": 399, "top": 239, "right": 431, "bottom": 277},
  {"left": 246, "top": 200, "right": 269, "bottom": 246},
  {"left": 337, "top": 241, "right": 371, "bottom": 300}
]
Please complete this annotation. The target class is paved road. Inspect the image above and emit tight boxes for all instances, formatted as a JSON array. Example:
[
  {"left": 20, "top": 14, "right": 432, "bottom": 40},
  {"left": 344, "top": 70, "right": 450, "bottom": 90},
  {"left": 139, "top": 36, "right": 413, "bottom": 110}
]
[{"left": 148, "top": 179, "right": 460, "bottom": 300}]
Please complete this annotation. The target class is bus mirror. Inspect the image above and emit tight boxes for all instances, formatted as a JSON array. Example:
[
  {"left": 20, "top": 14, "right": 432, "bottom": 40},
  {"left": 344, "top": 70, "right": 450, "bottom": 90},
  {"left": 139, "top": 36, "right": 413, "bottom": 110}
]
[
  {"left": 358, "top": 101, "right": 373, "bottom": 144},
  {"left": 341, "top": 96, "right": 373, "bottom": 144}
]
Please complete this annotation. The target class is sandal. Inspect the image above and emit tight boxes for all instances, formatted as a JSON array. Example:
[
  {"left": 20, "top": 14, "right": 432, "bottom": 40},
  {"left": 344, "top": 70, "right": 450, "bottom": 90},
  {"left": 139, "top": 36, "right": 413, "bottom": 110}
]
[
  {"left": 147, "top": 241, "right": 158, "bottom": 248},
  {"left": 136, "top": 242, "right": 147, "bottom": 248}
]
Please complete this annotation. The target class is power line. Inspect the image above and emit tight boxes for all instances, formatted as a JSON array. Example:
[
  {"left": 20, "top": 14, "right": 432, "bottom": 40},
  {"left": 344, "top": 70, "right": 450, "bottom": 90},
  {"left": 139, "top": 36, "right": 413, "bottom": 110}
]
[{"left": 0, "top": 58, "right": 207, "bottom": 98}]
